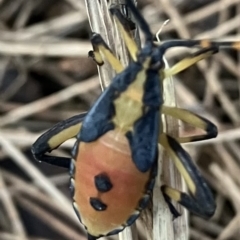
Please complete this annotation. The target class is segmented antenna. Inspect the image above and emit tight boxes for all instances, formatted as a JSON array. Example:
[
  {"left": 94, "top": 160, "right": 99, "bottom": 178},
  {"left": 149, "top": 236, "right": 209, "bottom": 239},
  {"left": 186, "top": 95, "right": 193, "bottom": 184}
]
[{"left": 159, "top": 39, "right": 240, "bottom": 54}]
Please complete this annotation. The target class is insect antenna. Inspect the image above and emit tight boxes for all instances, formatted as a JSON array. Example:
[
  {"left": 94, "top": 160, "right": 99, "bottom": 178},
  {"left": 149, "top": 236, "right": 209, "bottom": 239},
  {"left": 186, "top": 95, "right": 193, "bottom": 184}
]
[{"left": 158, "top": 39, "right": 240, "bottom": 55}]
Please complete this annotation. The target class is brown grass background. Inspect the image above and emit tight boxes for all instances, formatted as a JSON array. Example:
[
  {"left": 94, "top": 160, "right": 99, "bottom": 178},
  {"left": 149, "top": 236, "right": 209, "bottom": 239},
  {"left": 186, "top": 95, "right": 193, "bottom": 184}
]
[{"left": 0, "top": 0, "right": 240, "bottom": 239}]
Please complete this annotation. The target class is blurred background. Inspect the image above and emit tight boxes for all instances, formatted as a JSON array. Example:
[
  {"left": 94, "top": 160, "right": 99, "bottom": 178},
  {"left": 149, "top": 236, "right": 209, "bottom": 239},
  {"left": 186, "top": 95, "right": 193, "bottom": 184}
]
[{"left": 0, "top": 0, "right": 240, "bottom": 240}]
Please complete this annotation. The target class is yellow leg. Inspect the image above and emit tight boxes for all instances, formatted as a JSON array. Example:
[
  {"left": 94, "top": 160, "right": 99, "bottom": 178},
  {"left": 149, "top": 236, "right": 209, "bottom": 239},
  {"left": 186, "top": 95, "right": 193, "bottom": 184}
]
[
  {"left": 90, "top": 6, "right": 140, "bottom": 70},
  {"left": 89, "top": 33, "right": 124, "bottom": 73},
  {"left": 160, "top": 133, "right": 215, "bottom": 218},
  {"left": 110, "top": 7, "right": 138, "bottom": 62},
  {"left": 162, "top": 106, "right": 217, "bottom": 143},
  {"left": 163, "top": 48, "right": 217, "bottom": 78},
  {"left": 32, "top": 113, "right": 86, "bottom": 168}
]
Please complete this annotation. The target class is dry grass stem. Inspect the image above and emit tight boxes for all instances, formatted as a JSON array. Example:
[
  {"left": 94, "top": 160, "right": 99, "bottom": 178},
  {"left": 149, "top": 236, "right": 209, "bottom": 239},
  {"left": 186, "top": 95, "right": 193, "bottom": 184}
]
[
  {"left": 16, "top": 196, "right": 85, "bottom": 240},
  {"left": 217, "top": 214, "right": 240, "bottom": 240},
  {"left": 0, "top": 136, "right": 78, "bottom": 223},
  {"left": 0, "top": 174, "right": 26, "bottom": 239},
  {"left": 0, "top": 77, "right": 98, "bottom": 127},
  {"left": 0, "top": 40, "right": 91, "bottom": 57}
]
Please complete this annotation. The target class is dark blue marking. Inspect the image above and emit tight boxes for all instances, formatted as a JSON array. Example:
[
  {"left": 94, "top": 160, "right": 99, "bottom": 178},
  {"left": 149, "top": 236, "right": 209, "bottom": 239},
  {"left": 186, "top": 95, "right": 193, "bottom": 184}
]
[
  {"left": 109, "top": 6, "right": 136, "bottom": 31},
  {"left": 167, "top": 135, "right": 214, "bottom": 201},
  {"left": 125, "top": 66, "right": 161, "bottom": 173},
  {"left": 192, "top": 114, "right": 218, "bottom": 141},
  {"left": 156, "top": 40, "right": 200, "bottom": 59},
  {"left": 139, "top": 195, "right": 150, "bottom": 209},
  {"left": 151, "top": 159, "right": 158, "bottom": 178},
  {"left": 87, "top": 234, "right": 97, "bottom": 240},
  {"left": 161, "top": 186, "right": 181, "bottom": 218},
  {"left": 90, "top": 33, "right": 111, "bottom": 51},
  {"left": 111, "top": 62, "right": 142, "bottom": 92},
  {"left": 79, "top": 89, "right": 115, "bottom": 142},
  {"left": 147, "top": 178, "right": 156, "bottom": 192},
  {"left": 90, "top": 197, "right": 107, "bottom": 211},
  {"left": 80, "top": 62, "right": 142, "bottom": 143},
  {"left": 126, "top": 212, "right": 140, "bottom": 226},
  {"left": 69, "top": 159, "right": 75, "bottom": 176},
  {"left": 167, "top": 135, "right": 215, "bottom": 215},
  {"left": 126, "top": 108, "right": 159, "bottom": 172},
  {"left": 32, "top": 113, "right": 86, "bottom": 156},
  {"left": 151, "top": 48, "right": 164, "bottom": 70},
  {"left": 94, "top": 173, "right": 113, "bottom": 192},
  {"left": 179, "top": 192, "right": 215, "bottom": 218},
  {"left": 126, "top": 0, "right": 153, "bottom": 42},
  {"left": 71, "top": 141, "right": 79, "bottom": 159},
  {"left": 143, "top": 69, "right": 163, "bottom": 107},
  {"left": 69, "top": 178, "right": 75, "bottom": 197},
  {"left": 107, "top": 227, "right": 124, "bottom": 236},
  {"left": 137, "top": 42, "right": 153, "bottom": 65}
]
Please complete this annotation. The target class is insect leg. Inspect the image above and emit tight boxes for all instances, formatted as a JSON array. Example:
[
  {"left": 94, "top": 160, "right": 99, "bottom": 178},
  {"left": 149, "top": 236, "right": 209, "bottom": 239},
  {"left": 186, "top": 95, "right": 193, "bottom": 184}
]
[
  {"left": 159, "top": 39, "right": 240, "bottom": 55},
  {"left": 32, "top": 112, "right": 86, "bottom": 168},
  {"left": 110, "top": 6, "right": 139, "bottom": 61},
  {"left": 125, "top": 0, "right": 240, "bottom": 53},
  {"left": 90, "top": 4, "right": 140, "bottom": 70},
  {"left": 163, "top": 47, "right": 218, "bottom": 78},
  {"left": 162, "top": 106, "right": 217, "bottom": 143},
  {"left": 160, "top": 133, "right": 216, "bottom": 218},
  {"left": 125, "top": 0, "right": 153, "bottom": 43},
  {"left": 89, "top": 33, "right": 124, "bottom": 73}
]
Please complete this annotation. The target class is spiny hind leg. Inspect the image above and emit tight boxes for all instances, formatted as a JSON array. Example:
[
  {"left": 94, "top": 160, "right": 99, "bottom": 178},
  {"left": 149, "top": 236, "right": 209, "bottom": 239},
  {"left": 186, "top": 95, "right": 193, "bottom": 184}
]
[
  {"left": 160, "top": 133, "right": 215, "bottom": 218},
  {"left": 162, "top": 105, "right": 217, "bottom": 143}
]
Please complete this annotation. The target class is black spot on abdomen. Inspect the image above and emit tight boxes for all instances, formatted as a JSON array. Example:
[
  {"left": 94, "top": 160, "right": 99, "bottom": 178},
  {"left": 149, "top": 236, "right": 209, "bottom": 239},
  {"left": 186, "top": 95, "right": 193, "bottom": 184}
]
[
  {"left": 90, "top": 197, "right": 107, "bottom": 211},
  {"left": 94, "top": 173, "right": 113, "bottom": 192}
]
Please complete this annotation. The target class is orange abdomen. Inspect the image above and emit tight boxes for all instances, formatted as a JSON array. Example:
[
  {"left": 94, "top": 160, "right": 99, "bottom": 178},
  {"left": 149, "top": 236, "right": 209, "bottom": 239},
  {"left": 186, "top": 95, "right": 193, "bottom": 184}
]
[{"left": 73, "top": 130, "right": 152, "bottom": 237}]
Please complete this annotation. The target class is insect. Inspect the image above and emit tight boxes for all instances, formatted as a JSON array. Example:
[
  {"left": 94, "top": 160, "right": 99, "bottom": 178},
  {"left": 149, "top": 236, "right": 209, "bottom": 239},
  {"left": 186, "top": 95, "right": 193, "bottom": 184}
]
[{"left": 32, "top": 0, "right": 240, "bottom": 239}]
